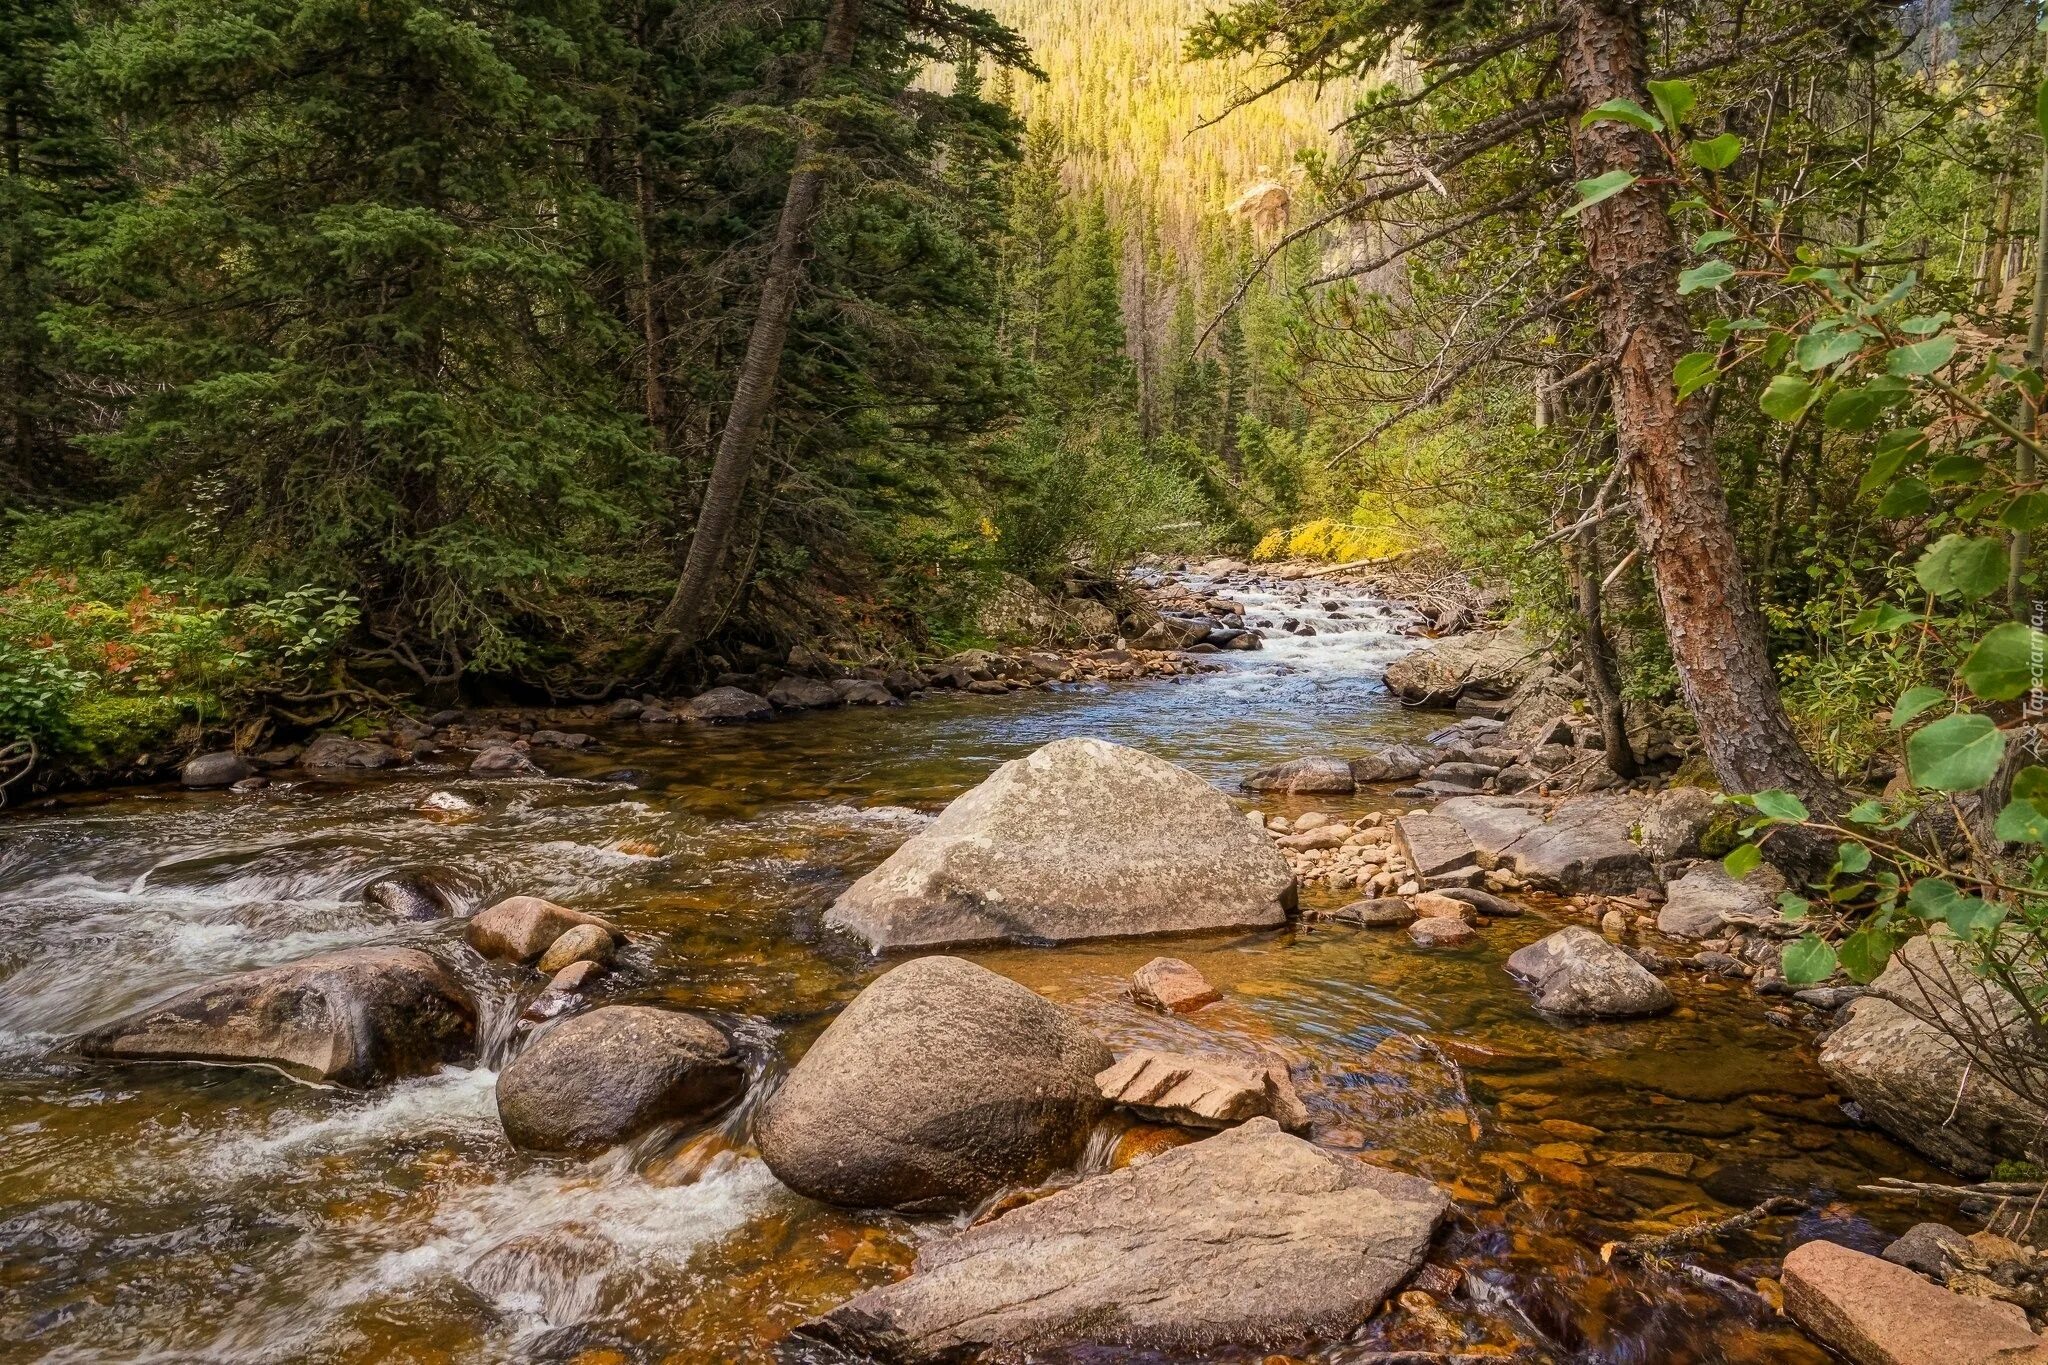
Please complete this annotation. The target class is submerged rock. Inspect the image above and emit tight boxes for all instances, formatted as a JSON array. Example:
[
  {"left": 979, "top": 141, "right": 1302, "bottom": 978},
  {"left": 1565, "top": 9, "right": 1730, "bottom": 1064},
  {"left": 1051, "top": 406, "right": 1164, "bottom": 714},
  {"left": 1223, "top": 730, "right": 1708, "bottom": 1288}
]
[
  {"left": 1783, "top": 1238, "right": 2048, "bottom": 1365},
  {"left": 803, "top": 1117, "right": 1450, "bottom": 1362},
  {"left": 756, "top": 956, "right": 1111, "bottom": 1211},
  {"left": 1505, "top": 926, "right": 1674, "bottom": 1019},
  {"left": 1326, "top": 897, "right": 1416, "bottom": 927},
  {"left": 825, "top": 738, "right": 1296, "bottom": 950},
  {"left": 496, "top": 1006, "right": 743, "bottom": 1155},
  {"left": 76, "top": 947, "right": 475, "bottom": 1087},
  {"left": 1409, "top": 917, "right": 1477, "bottom": 948},
  {"left": 1240, "top": 756, "right": 1356, "bottom": 795},
  {"left": 466, "top": 896, "right": 621, "bottom": 964},
  {"left": 1819, "top": 934, "right": 2048, "bottom": 1175}
]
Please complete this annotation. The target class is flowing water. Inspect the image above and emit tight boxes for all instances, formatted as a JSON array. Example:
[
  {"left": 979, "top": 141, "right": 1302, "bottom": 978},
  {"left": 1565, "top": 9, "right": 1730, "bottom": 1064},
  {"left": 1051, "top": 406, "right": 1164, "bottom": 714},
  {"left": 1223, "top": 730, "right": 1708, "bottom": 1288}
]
[{"left": 0, "top": 572, "right": 1935, "bottom": 1364}]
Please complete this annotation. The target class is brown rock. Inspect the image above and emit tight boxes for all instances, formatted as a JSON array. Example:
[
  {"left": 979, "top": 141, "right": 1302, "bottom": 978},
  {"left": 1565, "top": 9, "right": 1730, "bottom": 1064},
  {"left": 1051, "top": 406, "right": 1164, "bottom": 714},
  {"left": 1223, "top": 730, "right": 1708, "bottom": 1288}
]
[
  {"left": 495, "top": 1006, "right": 743, "bottom": 1155},
  {"left": 1408, "top": 916, "right": 1477, "bottom": 948},
  {"left": 466, "top": 896, "right": 620, "bottom": 963},
  {"left": 1782, "top": 1238, "right": 2048, "bottom": 1365},
  {"left": 1096, "top": 1050, "right": 1309, "bottom": 1134},
  {"left": 537, "top": 923, "right": 614, "bottom": 974},
  {"left": 1130, "top": 958, "right": 1220, "bottom": 1013},
  {"left": 1411, "top": 891, "right": 1472, "bottom": 922},
  {"left": 1606, "top": 1151, "right": 1696, "bottom": 1177},
  {"left": 1328, "top": 897, "right": 1416, "bottom": 927}
]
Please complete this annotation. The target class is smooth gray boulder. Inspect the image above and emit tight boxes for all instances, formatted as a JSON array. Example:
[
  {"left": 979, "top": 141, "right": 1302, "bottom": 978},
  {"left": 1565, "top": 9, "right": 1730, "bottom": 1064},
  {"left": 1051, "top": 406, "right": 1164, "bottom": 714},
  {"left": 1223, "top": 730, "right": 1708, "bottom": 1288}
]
[
  {"left": 1657, "top": 862, "right": 1785, "bottom": 939},
  {"left": 1505, "top": 926, "right": 1674, "bottom": 1019},
  {"left": 181, "top": 751, "right": 254, "bottom": 788},
  {"left": 76, "top": 947, "right": 475, "bottom": 1087},
  {"left": 1394, "top": 813, "right": 1482, "bottom": 878},
  {"left": 685, "top": 686, "right": 771, "bottom": 723},
  {"left": 496, "top": 1006, "right": 743, "bottom": 1155},
  {"left": 1820, "top": 933, "right": 2048, "bottom": 1175},
  {"left": 826, "top": 738, "right": 1296, "bottom": 950},
  {"left": 756, "top": 956, "right": 1112, "bottom": 1211},
  {"left": 1240, "top": 756, "right": 1356, "bottom": 795},
  {"left": 803, "top": 1117, "right": 1449, "bottom": 1362},
  {"left": 768, "top": 676, "right": 842, "bottom": 709},
  {"left": 1383, "top": 627, "right": 1542, "bottom": 706},
  {"left": 1349, "top": 743, "right": 1439, "bottom": 783}
]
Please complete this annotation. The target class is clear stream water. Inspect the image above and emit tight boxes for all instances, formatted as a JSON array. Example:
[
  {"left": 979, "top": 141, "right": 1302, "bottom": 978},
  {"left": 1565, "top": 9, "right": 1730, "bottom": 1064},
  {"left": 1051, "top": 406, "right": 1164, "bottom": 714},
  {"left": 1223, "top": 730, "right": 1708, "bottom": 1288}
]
[{"left": 0, "top": 572, "right": 1934, "bottom": 1363}]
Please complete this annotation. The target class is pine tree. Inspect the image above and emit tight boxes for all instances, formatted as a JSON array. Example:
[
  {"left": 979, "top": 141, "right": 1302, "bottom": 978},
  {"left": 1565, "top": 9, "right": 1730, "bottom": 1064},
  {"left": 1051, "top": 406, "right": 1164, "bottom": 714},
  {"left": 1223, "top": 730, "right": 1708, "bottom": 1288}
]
[{"left": 1042, "top": 194, "right": 1130, "bottom": 416}]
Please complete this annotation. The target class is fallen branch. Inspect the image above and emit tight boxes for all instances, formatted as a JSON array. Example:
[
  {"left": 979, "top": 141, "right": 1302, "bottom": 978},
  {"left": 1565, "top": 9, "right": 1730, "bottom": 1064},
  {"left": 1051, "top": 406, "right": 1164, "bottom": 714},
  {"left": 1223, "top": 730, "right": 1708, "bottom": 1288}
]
[
  {"left": 1859, "top": 1177, "right": 2048, "bottom": 1201},
  {"left": 1602, "top": 1195, "right": 1807, "bottom": 1264}
]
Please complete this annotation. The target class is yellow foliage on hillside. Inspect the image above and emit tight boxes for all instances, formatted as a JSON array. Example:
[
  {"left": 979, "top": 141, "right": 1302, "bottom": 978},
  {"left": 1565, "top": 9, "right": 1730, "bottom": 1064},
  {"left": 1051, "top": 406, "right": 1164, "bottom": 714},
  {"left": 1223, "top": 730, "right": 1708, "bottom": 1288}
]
[{"left": 1251, "top": 518, "right": 1418, "bottom": 564}]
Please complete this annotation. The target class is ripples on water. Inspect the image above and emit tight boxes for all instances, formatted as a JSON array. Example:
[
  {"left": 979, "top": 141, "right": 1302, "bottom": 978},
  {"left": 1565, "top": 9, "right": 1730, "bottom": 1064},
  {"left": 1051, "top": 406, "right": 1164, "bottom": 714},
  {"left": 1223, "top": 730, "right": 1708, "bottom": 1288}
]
[{"left": 0, "top": 573, "right": 1930, "bottom": 1362}]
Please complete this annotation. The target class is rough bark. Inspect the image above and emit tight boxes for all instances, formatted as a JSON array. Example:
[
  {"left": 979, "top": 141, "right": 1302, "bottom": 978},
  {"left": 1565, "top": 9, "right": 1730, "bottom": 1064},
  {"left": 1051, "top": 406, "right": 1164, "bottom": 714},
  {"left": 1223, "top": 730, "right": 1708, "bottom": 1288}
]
[
  {"left": 651, "top": 0, "right": 861, "bottom": 669},
  {"left": 1564, "top": 471, "right": 1638, "bottom": 778},
  {"left": 1558, "top": 0, "right": 1840, "bottom": 805}
]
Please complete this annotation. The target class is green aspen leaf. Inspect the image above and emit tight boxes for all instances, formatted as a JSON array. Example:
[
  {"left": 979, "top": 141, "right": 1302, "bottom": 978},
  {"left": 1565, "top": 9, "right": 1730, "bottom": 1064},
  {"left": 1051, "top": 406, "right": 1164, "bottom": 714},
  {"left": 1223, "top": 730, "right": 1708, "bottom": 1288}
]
[
  {"left": 1695, "top": 229, "right": 1738, "bottom": 251},
  {"left": 1876, "top": 477, "right": 1930, "bottom": 517},
  {"left": 1782, "top": 934, "right": 1839, "bottom": 985},
  {"left": 1823, "top": 381, "right": 1901, "bottom": 431},
  {"left": 1901, "top": 313, "right": 1950, "bottom": 336},
  {"left": 1796, "top": 327, "right": 1866, "bottom": 370},
  {"left": 1847, "top": 800, "right": 1887, "bottom": 824},
  {"left": 1960, "top": 622, "right": 2048, "bottom": 700},
  {"left": 1760, "top": 373, "right": 1816, "bottom": 422},
  {"left": 1888, "top": 685, "right": 1946, "bottom": 728},
  {"left": 1752, "top": 789, "right": 1810, "bottom": 822},
  {"left": 1583, "top": 98, "right": 1663, "bottom": 132},
  {"left": 1646, "top": 78, "right": 1695, "bottom": 130},
  {"left": 1888, "top": 334, "right": 1959, "bottom": 376},
  {"left": 1999, "top": 492, "right": 2048, "bottom": 531},
  {"left": 1849, "top": 602, "right": 1920, "bottom": 633},
  {"left": 1761, "top": 332, "right": 1794, "bottom": 369},
  {"left": 1908, "top": 877, "right": 1963, "bottom": 916},
  {"left": 1689, "top": 133, "right": 1741, "bottom": 170},
  {"left": 2014, "top": 766, "right": 2048, "bottom": 800},
  {"left": 1678, "top": 260, "right": 1736, "bottom": 294},
  {"left": 1946, "top": 895, "right": 2005, "bottom": 938},
  {"left": 1995, "top": 797, "right": 2048, "bottom": 843},
  {"left": 1564, "top": 170, "right": 1637, "bottom": 218},
  {"left": 1837, "top": 927, "right": 1896, "bottom": 983},
  {"left": 1859, "top": 430, "right": 1928, "bottom": 494},
  {"left": 1916, "top": 533, "right": 2009, "bottom": 601},
  {"left": 1724, "top": 842, "right": 1763, "bottom": 877},
  {"left": 1907, "top": 711, "right": 2007, "bottom": 790},
  {"left": 1778, "top": 891, "right": 1812, "bottom": 921},
  {"left": 1836, "top": 841, "right": 1872, "bottom": 873},
  {"left": 1928, "top": 455, "right": 1988, "bottom": 486},
  {"left": 1674, "top": 351, "right": 1721, "bottom": 398}
]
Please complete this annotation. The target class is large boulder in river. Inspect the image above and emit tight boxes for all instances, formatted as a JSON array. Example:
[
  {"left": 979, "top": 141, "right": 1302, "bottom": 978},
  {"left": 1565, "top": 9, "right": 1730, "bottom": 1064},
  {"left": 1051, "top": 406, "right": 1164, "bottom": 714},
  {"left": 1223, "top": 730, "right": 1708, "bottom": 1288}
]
[
  {"left": 76, "top": 947, "right": 475, "bottom": 1087},
  {"left": 756, "top": 956, "right": 1113, "bottom": 1211},
  {"left": 496, "top": 1006, "right": 744, "bottom": 1155},
  {"left": 1382, "top": 627, "right": 1542, "bottom": 706},
  {"left": 181, "top": 751, "right": 254, "bottom": 788},
  {"left": 466, "top": 896, "right": 621, "bottom": 963},
  {"left": 1240, "top": 755, "right": 1355, "bottom": 795},
  {"left": 1820, "top": 933, "right": 2048, "bottom": 1175},
  {"left": 1782, "top": 1238, "right": 2048, "bottom": 1365},
  {"left": 825, "top": 738, "right": 1296, "bottom": 950},
  {"left": 802, "top": 1116, "right": 1450, "bottom": 1362},
  {"left": 1505, "top": 926, "right": 1674, "bottom": 1019}
]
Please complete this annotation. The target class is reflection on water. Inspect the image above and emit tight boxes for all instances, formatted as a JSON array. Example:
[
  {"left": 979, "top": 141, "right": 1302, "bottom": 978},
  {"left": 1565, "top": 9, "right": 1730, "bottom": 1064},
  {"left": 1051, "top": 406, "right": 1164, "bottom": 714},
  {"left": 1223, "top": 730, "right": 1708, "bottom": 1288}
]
[{"left": 0, "top": 575, "right": 1930, "bottom": 1362}]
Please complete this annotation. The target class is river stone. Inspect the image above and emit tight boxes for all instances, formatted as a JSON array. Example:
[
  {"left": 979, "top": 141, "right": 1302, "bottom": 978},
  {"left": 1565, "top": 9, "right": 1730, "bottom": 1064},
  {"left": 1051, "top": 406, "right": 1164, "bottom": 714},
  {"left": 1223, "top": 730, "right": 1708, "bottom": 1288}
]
[
  {"left": 1130, "top": 957, "right": 1219, "bottom": 1013},
  {"left": 363, "top": 866, "right": 467, "bottom": 921},
  {"left": 467, "top": 896, "right": 621, "bottom": 963},
  {"left": 300, "top": 735, "right": 400, "bottom": 769},
  {"left": 1394, "top": 813, "right": 1481, "bottom": 877},
  {"left": 756, "top": 956, "right": 1112, "bottom": 1211},
  {"left": 1382, "top": 627, "right": 1542, "bottom": 706},
  {"left": 768, "top": 676, "right": 842, "bottom": 709},
  {"left": 833, "top": 678, "right": 899, "bottom": 706},
  {"left": 1328, "top": 897, "right": 1416, "bottom": 927},
  {"left": 1638, "top": 786, "right": 1720, "bottom": 862},
  {"left": 1884, "top": 1222, "right": 1972, "bottom": 1280},
  {"left": 1095, "top": 1050, "right": 1308, "bottom": 1133},
  {"left": 1434, "top": 886, "right": 1522, "bottom": 917},
  {"left": 76, "top": 947, "right": 475, "bottom": 1087},
  {"left": 181, "top": 751, "right": 255, "bottom": 788},
  {"left": 536, "top": 923, "right": 614, "bottom": 974},
  {"left": 1408, "top": 917, "right": 1476, "bottom": 948},
  {"left": 803, "top": 1116, "right": 1449, "bottom": 1362},
  {"left": 1350, "top": 744, "right": 1438, "bottom": 783},
  {"left": 825, "top": 738, "right": 1296, "bottom": 950},
  {"left": 495, "top": 1006, "right": 743, "bottom": 1155},
  {"left": 1658, "top": 862, "right": 1786, "bottom": 940},
  {"left": 1435, "top": 794, "right": 1653, "bottom": 894},
  {"left": 1505, "top": 926, "right": 1674, "bottom": 1019},
  {"left": 1240, "top": 756, "right": 1356, "bottom": 795},
  {"left": 470, "top": 743, "right": 540, "bottom": 777},
  {"left": 685, "top": 686, "right": 772, "bottom": 723},
  {"left": 1818, "top": 934, "right": 2048, "bottom": 1175},
  {"left": 1782, "top": 1238, "right": 2048, "bottom": 1365}
]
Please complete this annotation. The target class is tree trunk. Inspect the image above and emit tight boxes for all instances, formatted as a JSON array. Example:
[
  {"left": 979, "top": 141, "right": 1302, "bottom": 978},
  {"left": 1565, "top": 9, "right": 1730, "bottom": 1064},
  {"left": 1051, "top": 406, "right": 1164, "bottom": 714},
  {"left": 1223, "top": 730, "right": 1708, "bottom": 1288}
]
[
  {"left": 651, "top": 0, "right": 861, "bottom": 668},
  {"left": 1563, "top": 469, "right": 1639, "bottom": 778},
  {"left": 1558, "top": 0, "right": 1839, "bottom": 803}
]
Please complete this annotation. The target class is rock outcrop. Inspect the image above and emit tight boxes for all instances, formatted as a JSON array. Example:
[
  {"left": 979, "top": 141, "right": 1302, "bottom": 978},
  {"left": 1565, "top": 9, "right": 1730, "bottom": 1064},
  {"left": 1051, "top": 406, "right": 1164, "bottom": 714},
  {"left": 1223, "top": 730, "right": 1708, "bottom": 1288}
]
[
  {"left": 1819, "top": 933, "right": 2048, "bottom": 1174},
  {"left": 756, "top": 956, "right": 1113, "bottom": 1211},
  {"left": 76, "top": 947, "right": 475, "bottom": 1087},
  {"left": 803, "top": 1117, "right": 1450, "bottom": 1362},
  {"left": 1423, "top": 794, "right": 1655, "bottom": 894},
  {"left": 495, "top": 1006, "right": 743, "bottom": 1155},
  {"left": 1505, "top": 926, "right": 1674, "bottom": 1019},
  {"left": 826, "top": 738, "right": 1295, "bottom": 950},
  {"left": 1782, "top": 1238, "right": 2048, "bottom": 1365}
]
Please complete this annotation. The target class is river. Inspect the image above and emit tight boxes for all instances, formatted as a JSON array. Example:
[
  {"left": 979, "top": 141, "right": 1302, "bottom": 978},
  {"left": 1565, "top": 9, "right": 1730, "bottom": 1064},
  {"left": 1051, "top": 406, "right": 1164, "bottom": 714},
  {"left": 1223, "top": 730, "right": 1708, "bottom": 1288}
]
[{"left": 0, "top": 569, "right": 1932, "bottom": 1363}]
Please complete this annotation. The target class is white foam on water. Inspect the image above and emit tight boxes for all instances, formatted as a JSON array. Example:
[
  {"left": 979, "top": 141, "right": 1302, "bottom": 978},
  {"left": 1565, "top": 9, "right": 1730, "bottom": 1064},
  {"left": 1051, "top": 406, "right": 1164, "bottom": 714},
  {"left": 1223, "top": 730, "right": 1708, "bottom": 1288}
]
[{"left": 187, "top": 1066, "right": 504, "bottom": 1184}]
